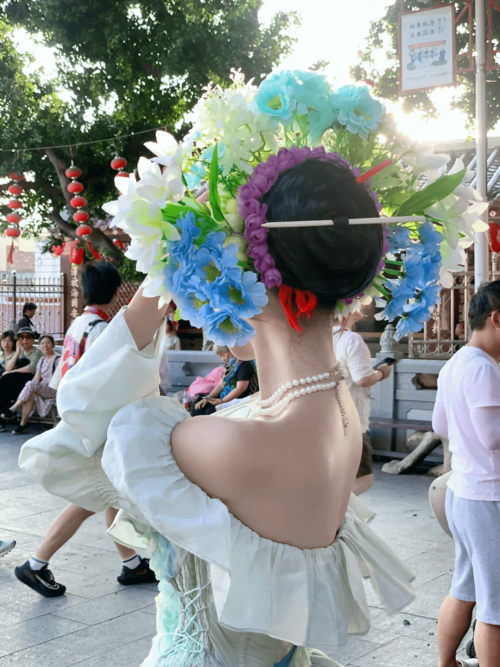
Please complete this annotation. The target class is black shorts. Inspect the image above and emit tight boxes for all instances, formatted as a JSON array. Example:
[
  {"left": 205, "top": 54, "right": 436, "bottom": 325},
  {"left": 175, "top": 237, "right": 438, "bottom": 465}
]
[{"left": 356, "top": 432, "right": 374, "bottom": 478}]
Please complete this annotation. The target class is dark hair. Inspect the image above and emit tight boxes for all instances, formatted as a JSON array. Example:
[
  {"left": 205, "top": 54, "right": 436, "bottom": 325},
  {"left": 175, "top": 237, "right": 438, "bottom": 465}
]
[
  {"left": 1, "top": 331, "right": 15, "bottom": 347},
  {"left": 263, "top": 158, "right": 383, "bottom": 306},
  {"left": 23, "top": 302, "right": 37, "bottom": 315},
  {"left": 166, "top": 319, "right": 175, "bottom": 333},
  {"left": 39, "top": 333, "right": 55, "bottom": 346},
  {"left": 80, "top": 261, "right": 122, "bottom": 306},
  {"left": 469, "top": 280, "right": 500, "bottom": 331}
]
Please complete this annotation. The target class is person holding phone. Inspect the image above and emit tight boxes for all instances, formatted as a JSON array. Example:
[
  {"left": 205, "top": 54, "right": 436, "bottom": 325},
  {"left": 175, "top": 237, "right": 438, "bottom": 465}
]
[{"left": 333, "top": 308, "right": 394, "bottom": 495}]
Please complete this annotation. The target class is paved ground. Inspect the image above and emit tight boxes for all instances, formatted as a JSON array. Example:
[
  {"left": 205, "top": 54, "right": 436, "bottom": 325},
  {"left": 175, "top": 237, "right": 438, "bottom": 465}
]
[{"left": 0, "top": 427, "right": 473, "bottom": 667}]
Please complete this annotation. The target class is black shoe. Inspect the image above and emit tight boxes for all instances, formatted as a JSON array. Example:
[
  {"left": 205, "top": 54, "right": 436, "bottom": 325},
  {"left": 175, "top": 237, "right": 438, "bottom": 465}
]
[
  {"left": 117, "top": 557, "right": 158, "bottom": 586},
  {"left": 2, "top": 409, "right": 15, "bottom": 421},
  {"left": 13, "top": 424, "right": 29, "bottom": 435},
  {"left": 14, "top": 561, "right": 66, "bottom": 597}
]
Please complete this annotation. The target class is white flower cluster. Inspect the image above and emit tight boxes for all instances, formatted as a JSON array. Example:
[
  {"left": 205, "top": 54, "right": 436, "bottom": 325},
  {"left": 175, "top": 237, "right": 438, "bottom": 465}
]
[
  {"left": 102, "top": 133, "right": 186, "bottom": 305},
  {"left": 187, "top": 69, "right": 280, "bottom": 174},
  {"left": 409, "top": 142, "right": 488, "bottom": 288}
]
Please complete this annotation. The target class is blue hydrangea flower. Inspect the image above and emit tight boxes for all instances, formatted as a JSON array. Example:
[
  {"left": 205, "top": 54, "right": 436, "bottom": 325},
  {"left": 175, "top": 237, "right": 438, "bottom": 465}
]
[
  {"left": 221, "top": 270, "right": 268, "bottom": 318},
  {"left": 385, "top": 281, "right": 415, "bottom": 320},
  {"left": 395, "top": 307, "right": 431, "bottom": 338},
  {"left": 388, "top": 226, "right": 411, "bottom": 253},
  {"left": 255, "top": 72, "right": 296, "bottom": 122},
  {"left": 204, "top": 307, "right": 256, "bottom": 348},
  {"left": 333, "top": 85, "right": 384, "bottom": 139},
  {"left": 419, "top": 221, "right": 442, "bottom": 259}
]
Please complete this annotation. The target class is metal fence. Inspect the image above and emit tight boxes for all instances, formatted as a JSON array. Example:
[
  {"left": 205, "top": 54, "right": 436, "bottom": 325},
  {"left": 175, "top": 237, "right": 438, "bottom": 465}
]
[{"left": 0, "top": 272, "right": 65, "bottom": 338}]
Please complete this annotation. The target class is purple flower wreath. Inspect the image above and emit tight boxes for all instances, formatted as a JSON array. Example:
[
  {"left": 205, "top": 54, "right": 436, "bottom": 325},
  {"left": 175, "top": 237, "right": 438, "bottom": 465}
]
[{"left": 237, "top": 145, "right": 383, "bottom": 289}]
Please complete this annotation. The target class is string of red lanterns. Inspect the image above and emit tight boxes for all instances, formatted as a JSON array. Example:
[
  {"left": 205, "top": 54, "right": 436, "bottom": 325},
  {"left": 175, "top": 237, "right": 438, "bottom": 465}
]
[
  {"left": 4, "top": 149, "right": 131, "bottom": 266},
  {"left": 5, "top": 171, "right": 25, "bottom": 264}
]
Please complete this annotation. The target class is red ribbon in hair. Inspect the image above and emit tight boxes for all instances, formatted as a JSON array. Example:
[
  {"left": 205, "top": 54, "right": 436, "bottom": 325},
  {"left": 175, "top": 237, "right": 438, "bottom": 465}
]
[{"left": 279, "top": 284, "right": 318, "bottom": 332}]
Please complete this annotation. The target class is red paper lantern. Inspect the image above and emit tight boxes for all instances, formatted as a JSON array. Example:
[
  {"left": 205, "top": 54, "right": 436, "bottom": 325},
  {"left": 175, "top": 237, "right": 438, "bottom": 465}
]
[
  {"left": 6, "top": 226, "right": 20, "bottom": 238},
  {"left": 76, "top": 224, "right": 92, "bottom": 237},
  {"left": 8, "top": 199, "right": 22, "bottom": 210},
  {"left": 73, "top": 210, "right": 90, "bottom": 223},
  {"left": 68, "top": 181, "right": 84, "bottom": 194},
  {"left": 7, "top": 213, "right": 22, "bottom": 224},
  {"left": 115, "top": 172, "right": 130, "bottom": 178},
  {"left": 9, "top": 172, "right": 24, "bottom": 182},
  {"left": 489, "top": 223, "right": 500, "bottom": 254},
  {"left": 70, "top": 195, "right": 87, "bottom": 208},
  {"left": 8, "top": 184, "right": 23, "bottom": 196},
  {"left": 65, "top": 166, "right": 82, "bottom": 179},
  {"left": 70, "top": 240, "right": 85, "bottom": 264},
  {"left": 113, "top": 239, "right": 125, "bottom": 251},
  {"left": 111, "top": 156, "right": 127, "bottom": 171}
]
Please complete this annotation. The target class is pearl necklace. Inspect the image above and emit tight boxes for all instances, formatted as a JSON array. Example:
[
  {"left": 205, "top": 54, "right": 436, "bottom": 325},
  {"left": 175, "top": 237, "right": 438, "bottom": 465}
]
[
  {"left": 254, "top": 362, "right": 349, "bottom": 433},
  {"left": 256, "top": 364, "right": 346, "bottom": 408}
]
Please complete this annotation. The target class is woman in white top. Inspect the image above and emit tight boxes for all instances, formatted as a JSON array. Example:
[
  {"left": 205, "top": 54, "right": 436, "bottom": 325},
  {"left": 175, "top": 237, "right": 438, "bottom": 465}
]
[
  {"left": 333, "top": 309, "right": 393, "bottom": 495},
  {"left": 19, "top": 158, "right": 415, "bottom": 667}
]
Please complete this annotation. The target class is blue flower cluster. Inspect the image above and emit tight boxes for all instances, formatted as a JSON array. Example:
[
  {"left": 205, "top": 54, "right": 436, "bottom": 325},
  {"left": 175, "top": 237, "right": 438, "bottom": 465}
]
[
  {"left": 384, "top": 222, "right": 443, "bottom": 339},
  {"left": 254, "top": 71, "right": 384, "bottom": 142},
  {"left": 164, "top": 212, "right": 268, "bottom": 346}
]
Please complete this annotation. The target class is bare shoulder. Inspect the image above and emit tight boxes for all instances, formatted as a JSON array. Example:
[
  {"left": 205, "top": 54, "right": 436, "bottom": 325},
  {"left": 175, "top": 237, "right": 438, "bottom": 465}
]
[{"left": 171, "top": 415, "right": 253, "bottom": 498}]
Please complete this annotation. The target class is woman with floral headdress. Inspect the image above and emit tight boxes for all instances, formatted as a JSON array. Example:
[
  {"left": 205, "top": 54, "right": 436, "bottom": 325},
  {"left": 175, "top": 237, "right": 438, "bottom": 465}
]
[{"left": 19, "top": 70, "right": 484, "bottom": 666}]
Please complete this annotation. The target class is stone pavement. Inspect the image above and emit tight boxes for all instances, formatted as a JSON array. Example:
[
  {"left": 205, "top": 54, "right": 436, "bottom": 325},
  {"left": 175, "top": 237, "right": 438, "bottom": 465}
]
[{"left": 0, "top": 427, "right": 473, "bottom": 667}]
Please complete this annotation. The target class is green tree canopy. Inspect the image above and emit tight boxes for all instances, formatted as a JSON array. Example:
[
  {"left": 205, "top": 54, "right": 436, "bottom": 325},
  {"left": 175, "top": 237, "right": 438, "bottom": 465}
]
[
  {"left": 0, "top": 0, "right": 298, "bottom": 266},
  {"left": 351, "top": 0, "right": 500, "bottom": 131}
]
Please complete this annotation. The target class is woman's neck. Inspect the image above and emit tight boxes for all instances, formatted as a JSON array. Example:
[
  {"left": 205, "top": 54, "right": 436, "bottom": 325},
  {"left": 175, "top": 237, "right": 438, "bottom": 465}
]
[{"left": 251, "top": 314, "right": 336, "bottom": 401}]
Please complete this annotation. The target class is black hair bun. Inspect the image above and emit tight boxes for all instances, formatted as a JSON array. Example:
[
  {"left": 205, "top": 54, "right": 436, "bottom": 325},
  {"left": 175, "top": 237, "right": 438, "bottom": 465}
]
[{"left": 264, "top": 158, "right": 383, "bottom": 307}]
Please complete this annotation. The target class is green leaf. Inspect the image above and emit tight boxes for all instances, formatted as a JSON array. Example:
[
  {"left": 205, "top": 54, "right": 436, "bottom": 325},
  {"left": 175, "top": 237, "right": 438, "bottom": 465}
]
[
  {"left": 396, "top": 169, "right": 466, "bottom": 217},
  {"left": 382, "top": 268, "right": 403, "bottom": 276},
  {"left": 372, "top": 282, "right": 391, "bottom": 298},
  {"left": 209, "top": 143, "right": 225, "bottom": 223},
  {"left": 174, "top": 308, "right": 182, "bottom": 322}
]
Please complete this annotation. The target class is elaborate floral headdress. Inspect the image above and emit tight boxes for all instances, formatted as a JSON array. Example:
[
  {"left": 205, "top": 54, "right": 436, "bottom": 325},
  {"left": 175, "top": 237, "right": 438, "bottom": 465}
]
[{"left": 103, "top": 69, "right": 487, "bottom": 345}]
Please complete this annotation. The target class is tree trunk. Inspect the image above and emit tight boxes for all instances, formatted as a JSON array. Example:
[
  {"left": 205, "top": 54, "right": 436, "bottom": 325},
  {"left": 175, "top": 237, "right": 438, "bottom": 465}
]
[
  {"left": 427, "top": 437, "right": 451, "bottom": 477},
  {"left": 382, "top": 431, "right": 442, "bottom": 475}
]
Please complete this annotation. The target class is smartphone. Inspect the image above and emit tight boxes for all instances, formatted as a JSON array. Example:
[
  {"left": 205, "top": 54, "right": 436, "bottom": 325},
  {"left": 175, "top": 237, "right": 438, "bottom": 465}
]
[{"left": 373, "top": 357, "right": 397, "bottom": 370}]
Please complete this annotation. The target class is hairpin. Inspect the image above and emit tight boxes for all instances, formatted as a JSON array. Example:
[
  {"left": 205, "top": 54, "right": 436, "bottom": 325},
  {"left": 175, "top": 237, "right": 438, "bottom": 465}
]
[{"left": 262, "top": 215, "right": 426, "bottom": 229}]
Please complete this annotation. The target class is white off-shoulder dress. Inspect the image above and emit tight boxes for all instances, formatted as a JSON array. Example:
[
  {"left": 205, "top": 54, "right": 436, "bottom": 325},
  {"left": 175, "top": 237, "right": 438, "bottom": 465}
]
[{"left": 19, "top": 310, "right": 415, "bottom": 667}]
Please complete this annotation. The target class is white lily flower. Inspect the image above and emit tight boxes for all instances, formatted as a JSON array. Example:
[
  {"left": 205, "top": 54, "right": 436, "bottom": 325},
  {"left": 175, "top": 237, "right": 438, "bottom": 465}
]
[
  {"left": 101, "top": 174, "right": 139, "bottom": 229},
  {"left": 407, "top": 140, "right": 450, "bottom": 174},
  {"left": 137, "top": 161, "right": 184, "bottom": 216},
  {"left": 144, "top": 130, "right": 178, "bottom": 159},
  {"left": 142, "top": 267, "right": 173, "bottom": 309},
  {"left": 125, "top": 221, "right": 165, "bottom": 275},
  {"left": 439, "top": 240, "right": 468, "bottom": 288}
]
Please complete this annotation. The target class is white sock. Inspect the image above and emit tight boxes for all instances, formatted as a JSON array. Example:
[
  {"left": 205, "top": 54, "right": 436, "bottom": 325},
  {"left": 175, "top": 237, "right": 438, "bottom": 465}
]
[
  {"left": 122, "top": 554, "right": 141, "bottom": 570},
  {"left": 29, "top": 556, "right": 49, "bottom": 571}
]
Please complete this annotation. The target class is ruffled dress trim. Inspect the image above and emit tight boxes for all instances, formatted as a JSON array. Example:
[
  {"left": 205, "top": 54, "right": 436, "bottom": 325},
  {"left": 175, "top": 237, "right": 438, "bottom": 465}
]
[{"left": 103, "top": 395, "right": 415, "bottom": 654}]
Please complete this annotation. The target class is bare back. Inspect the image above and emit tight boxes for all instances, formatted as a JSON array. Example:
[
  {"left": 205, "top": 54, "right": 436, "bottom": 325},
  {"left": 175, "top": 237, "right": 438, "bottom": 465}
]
[{"left": 171, "top": 381, "right": 362, "bottom": 549}]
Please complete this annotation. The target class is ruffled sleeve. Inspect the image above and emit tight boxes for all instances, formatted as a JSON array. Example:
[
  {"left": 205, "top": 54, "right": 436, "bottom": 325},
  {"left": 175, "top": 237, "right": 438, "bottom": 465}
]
[
  {"left": 104, "top": 397, "right": 415, "bottom": 655},
  {"left": 18, "top": 309, "right": 165, "bottom": 512}
]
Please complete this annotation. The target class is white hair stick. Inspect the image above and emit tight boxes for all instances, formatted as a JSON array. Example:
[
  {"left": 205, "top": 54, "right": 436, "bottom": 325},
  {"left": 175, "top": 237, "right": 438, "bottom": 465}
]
[{"left": 262, "top": 216, "right": 426, "bottom": 228}]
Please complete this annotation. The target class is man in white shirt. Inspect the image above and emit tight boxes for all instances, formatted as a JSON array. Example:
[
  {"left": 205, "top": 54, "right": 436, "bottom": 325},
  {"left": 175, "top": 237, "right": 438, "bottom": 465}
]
[
  {"left": 433, "top": 280, "right": 500, "bottom": 667},
  {"left": 333, "top": 309, "right": 392, "bottom": 495}
]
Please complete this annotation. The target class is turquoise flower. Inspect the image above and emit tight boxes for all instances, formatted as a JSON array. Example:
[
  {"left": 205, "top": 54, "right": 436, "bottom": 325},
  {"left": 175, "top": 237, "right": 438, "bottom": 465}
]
[
  {"left": 255, "top": 72, "right": 296, "bottom": 122},
  {"left": 288, "top": 69, "right": 332, "bottom": 115},
  {"left": 334, "top": 85, "right": 383, "bottom": 139},
  {"left": 307, "top": 93, "right": 340, "bottom": 144}
]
